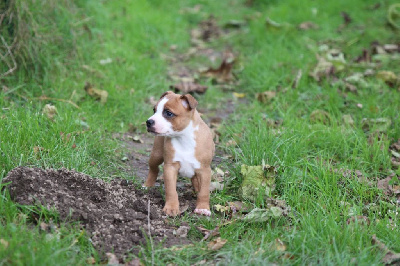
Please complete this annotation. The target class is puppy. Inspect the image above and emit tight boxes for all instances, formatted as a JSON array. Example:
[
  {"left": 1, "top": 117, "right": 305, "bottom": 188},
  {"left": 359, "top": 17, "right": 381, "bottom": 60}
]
[{"left": 144, "top": 91, "right": 215, "bottom": 216}]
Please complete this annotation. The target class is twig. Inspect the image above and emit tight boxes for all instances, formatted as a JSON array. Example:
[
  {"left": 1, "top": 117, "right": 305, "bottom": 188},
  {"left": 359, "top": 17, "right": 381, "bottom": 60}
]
[
  {"left": 147, "top": 199, "right": 154, "bottom": 266},
  {"left": 0, "top": 35, "right": 17, "bottom": 78},
  {"left": 36, "top": 95, "right": 80, "bottom": 109}
]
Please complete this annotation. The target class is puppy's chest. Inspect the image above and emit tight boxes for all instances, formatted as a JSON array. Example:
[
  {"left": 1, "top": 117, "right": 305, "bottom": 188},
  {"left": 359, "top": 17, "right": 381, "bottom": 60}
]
[{"left": 171, "top": 136, "right": 200, "bottom": 178}]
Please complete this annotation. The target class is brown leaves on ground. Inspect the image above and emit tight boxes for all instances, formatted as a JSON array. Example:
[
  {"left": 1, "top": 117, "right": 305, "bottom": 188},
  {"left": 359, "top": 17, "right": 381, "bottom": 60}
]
[
  {"left": 207, "top": 237, "right": 227, "bottom": 251},
  {"left": 200, "top": 51, "right": 235, "bottom": 83},
  {"left": 84, "top": 82, "right": 108, "bottom": 104},
  {"left": 191, "top": 15, "right": 222, "bottom": 44},
  {"left": 371, "top": 235, "right": 400, "bottom": 265},
  {"left": 42, "top": 104, "right": 57, "bottom": 120},
  {"left": 337, "top": 11, "right": 352, "bottom": 32},
  {"left": 377, "top": 173, "right": 400, "bottom": 199},
  {"left": 390, "top": 139, "right": 400, "bottom": 168},
  {"left": 197, "top": 226, "right": 220, "bottom": 241},
  {"left": 298, "top": 21, "right": 319, "bottom": 30},
  {"left": 170, "top": 81, "right": 208, "bottom": 94},
  {"left": 309, "top": 49, "right": 345, "bottom": 82},
  {"left": 256, "top": 91, "right": 276, "bottom": 103}
]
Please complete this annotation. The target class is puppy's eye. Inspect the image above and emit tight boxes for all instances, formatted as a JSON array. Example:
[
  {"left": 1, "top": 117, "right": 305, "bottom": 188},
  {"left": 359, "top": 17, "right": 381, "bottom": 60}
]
[
  {"left": 163, "top": 109, "right": 175, "bottom": 118},
  {"left": 153, "top": 107, "right": 156, "bottom": 113}
]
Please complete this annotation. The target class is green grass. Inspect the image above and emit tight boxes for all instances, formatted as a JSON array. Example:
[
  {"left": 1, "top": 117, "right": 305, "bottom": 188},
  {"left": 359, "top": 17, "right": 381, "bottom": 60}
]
[{"left": 1, "top": 0, "right": 400, "bottom": 264}]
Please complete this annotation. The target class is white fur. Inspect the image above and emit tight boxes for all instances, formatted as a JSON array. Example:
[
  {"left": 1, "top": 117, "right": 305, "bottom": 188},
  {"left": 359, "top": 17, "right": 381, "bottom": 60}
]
[
  {"left": 171, "top": 121, "right": 200, "bottom": 178},
  {"left": 148, "top": 98, "right": 173, "bottom": 135}
]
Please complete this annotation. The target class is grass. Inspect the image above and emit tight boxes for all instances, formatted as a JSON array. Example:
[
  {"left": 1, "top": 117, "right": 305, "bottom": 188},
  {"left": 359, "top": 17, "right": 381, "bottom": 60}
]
[{"left": 1, "top": 0, "right": 400, "bottom": 264}]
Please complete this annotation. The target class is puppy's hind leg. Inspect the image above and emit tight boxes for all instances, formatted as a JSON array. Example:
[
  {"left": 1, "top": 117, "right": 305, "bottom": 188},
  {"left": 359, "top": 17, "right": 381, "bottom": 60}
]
[{"left": 143, "top": 136, "right": 164, "bottom": 187}]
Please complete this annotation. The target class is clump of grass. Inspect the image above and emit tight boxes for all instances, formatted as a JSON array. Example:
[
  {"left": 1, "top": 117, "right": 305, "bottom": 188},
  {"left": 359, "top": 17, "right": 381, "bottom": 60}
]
[{"left": 0, "top": 0, "right": 88, "bottom": 80}]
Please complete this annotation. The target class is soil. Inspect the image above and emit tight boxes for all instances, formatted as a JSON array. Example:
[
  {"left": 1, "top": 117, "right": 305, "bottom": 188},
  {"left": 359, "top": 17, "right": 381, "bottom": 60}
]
[{"left": 3, "top": 167, "right": 194, "bottom": 258}]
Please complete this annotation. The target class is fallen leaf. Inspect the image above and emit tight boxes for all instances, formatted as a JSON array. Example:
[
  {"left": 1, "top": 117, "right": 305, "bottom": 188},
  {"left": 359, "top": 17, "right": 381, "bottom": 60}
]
[
  {"left": 99, "top": 58, "right": 112, "bottom": 65},
  {"left": 346, "top": 216, "right": 370, "bottom": 226},
  {"left": 292, "top": 69, "right": 303, "bottom": 89},
  {"left": 170, "top": 81, "right": 208, "bottom": 94},
  {"left": 371, "top": 234, "right": 400, "bottom": 265},
  {"left": 310, "top": 109, "right": 331, "bottom": 125},
  {"left": 390, "top": 139, "right": 400, "bottom": 169},
  {"left": 128, "top": 135, "right": 143, "bottom": 144},
  {"left": 212, "top": 167, "right": 225, "bottom": 181},
  {"left": 121, "top": 156, "right": 129, "bottom": 162},
  {"left": 256, "top": 91, "right": 276, "bottom": 103},
  {"left": 173, "top": 225, "right": 190, "bottom": 238},
  {"left": 106, "top": 253, "right": 119, "bottom": 265},
  {"left": 242, "top": 207, "right": 283, "bottom": 222},
  {"left": 233, "top": 92, "right": 245, "bottom": 98},
  {"left": 191, "top": 15, "right": 221, "bottom": 44},
  {"left": 240, "top": 164, "right": 276, "bottom": 201},
  {"left": 86, "top": 257, "right": 96, "bottom": 264},
  {"left": 356, "top": 103, "right": 363, "bottom": 109},
  {"left": 310, "top": 49, "right": 346, "bottom": 81},
  {"left": 342, "top": 114, "right": 354, "bottom": 126},
  {"left": 273, "top": 238, "right": 287, "bottom": 252},
  {"left": 209, "top": 182, "right": 224, "bottom": 192},
  {"left": 224, "top": 20, "right": 247, "bottom": 29},
  {"left": 265, "top": 17, "right": 292, "bottom": 30},
  {"left": 377, "top": 174, "right": 399, "bottom": 196},
  {"left": 0, "top": 239, "right": 9, "bottom": 249},
  {"left": 298, "top": 21, "right": 319, "bottom": 30},
  {"left": 207, "top": 237, "right": 227, "bottom": 251},
  {"left": 345, "top": 72, "right": 369, "bottom": 89},
  {"left": 337, "top": 11, "right": 352, "bottom": 32},
  {"left": 376, "top": 71, "right": 400, "bottom": 87},
  {"left": 214, "top": 204, "right": 230, "bottom": 213},
  {"left": 361, "top": 118, "right": 391, "bottom": 133},
  {"left": 125, "top": 258, "right": 143, "bottom": 266},
  {"left": 42, "top": 104, "right": 57, "bottom": 120},
  {"left": 197, "top": 226, "right": 220, "bottom": 241},
  {"left": 201, "top": 51, "right": 235, "bottom": 83},
  {"left": 84, "top": 82, "right": 108, "bottom": 104}
]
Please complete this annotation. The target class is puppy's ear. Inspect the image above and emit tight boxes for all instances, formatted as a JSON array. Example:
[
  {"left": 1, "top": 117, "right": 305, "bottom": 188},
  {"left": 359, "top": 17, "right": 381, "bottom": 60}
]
[
  {"left": 180, "top": 94, "right": 198, "bottom": 110},
  {"left": 160, "top": 91, "right": 173, "bottom": 99}
]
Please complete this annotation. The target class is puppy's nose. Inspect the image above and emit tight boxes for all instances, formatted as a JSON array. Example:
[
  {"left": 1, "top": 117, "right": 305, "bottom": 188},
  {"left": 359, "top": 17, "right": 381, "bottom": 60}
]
[{"left": 146, "top": 119, "right": 155, "bottom": 128}]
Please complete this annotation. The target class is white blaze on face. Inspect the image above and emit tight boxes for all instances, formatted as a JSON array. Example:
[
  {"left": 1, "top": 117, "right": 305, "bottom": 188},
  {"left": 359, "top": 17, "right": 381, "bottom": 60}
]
[
  {"left": 148, "top": 97, "right": 173, "bottom": 135},
  {"left": 171, "top": 121, "right": 200, "bottom": 178}
]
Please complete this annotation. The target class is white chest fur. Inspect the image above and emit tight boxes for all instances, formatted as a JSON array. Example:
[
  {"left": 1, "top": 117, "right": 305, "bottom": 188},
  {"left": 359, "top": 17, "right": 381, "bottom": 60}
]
[{"left": 171, "top": 121, "right": 200, "bottom": 178}]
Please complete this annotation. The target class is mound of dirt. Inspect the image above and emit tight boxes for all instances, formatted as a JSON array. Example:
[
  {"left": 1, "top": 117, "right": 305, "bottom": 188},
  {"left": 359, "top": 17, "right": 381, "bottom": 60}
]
[{"left": 3, "top": 167, "right": 194, "bottom": 257}]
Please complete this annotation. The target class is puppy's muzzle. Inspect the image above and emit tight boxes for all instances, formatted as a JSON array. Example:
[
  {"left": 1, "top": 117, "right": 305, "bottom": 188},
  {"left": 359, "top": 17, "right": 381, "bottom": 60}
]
[{"left": 146, "top": 119, "right": 155, "bottom": 132}]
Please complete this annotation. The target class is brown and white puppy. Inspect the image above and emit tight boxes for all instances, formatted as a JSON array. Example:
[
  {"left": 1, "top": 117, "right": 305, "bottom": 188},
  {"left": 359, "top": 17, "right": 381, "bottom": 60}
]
[{"left": 144, "top": 91, "right": 215, "bottom": 216}]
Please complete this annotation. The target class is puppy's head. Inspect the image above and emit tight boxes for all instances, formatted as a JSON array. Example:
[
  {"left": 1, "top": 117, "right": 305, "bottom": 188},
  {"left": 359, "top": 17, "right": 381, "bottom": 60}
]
[{"left": 146, "top": 91, "right": 198, "bottom": 136}]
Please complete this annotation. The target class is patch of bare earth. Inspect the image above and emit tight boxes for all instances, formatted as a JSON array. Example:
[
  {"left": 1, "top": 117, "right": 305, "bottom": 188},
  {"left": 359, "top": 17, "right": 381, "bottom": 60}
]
[{"left": 3, "top": 167, "right": 193, "bottom": 257}]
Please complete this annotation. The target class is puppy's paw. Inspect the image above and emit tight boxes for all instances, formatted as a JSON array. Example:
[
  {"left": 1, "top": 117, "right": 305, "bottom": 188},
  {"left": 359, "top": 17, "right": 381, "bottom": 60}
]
[
  {"left": 163, "top": 204, "right": 180, "bottom": 217},
  {"left": 194, "top": 208, "right": 211, "bottom": 216}
]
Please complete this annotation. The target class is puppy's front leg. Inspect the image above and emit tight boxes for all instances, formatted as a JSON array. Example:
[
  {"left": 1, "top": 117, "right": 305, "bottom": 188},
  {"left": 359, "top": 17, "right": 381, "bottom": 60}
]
[
  {"left": 144, "top": 136, "right": 164, "bottom": 187},
  {"left": 162, "top": 163, "right": 180, "bottom": 216},
  {"left": 193, "top": 167, "right": 211, "bottom": 216}
]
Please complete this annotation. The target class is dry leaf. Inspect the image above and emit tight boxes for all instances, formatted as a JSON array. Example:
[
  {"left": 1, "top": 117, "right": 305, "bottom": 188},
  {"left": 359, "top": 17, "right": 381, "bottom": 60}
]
[
  {"left": 207, "top": 237, "right": 227, "bottom": 251},
  {"left": 233, "top": 92, "right": 245, "bottom": 98},
  {"left": 265, "top": 17, "right": 292, "bottom": 30},
  {"left": 84, "top": 82, "right": 108, "bottom": 104},
  {"left": 256, "top": 91, "right": 276, "bottom": 103},
  {"left": 342, "top": 114, "right": 354, "bottom": 126},
  {"left": 197, "top": 226, "right": 220, "bottom": 241},
  {"left": 99, "top": 58, "right": 112, "bottom": 65},
  {"left": 125, "top": 258, "right": 143, "bottom": 266},
  {"left": 86, "top": 257, "right": 96, "bottom": 264},
  {"left": 376, "top": 71, "right": 400, "bottom": 87},
  {"left": 0, "top": 239, "right": 9, "bottom": 249},
  {"left": 273, "top": 238, "right": 287, "bottom": 252},
  {"left": 298, "top": 21, "right": 319, "bottom": 30},
  {"left": 106, "top": 253, "right": 119, "bottom": 265},
  {"left": 372, "top": 234, "right": 400, "bottom": 265},
  {"left": 346, "top": 216, "right": 370, "bottom": 226},
  {"left": 201, "top": 51, "right": 235, "bottom": 83},
  {"left": 42, "top": 104, "right": 57, "bottom": 120},
  {"left": 209, "top": 182, "right": 224, "bottom": 192},
  {"left": 224, "top": 20, "right": 247, "bottom": 29},
  {"left": 174, "top": 225, "right": 190, "bottom": 238},
  {"left": 170, "top": 81, "right": 208, "bottom": 94},
  {"left": 214, "top": 204, "right": 230, "bottom": 213},
  {"left": 191, "top": 15, "right": 222, "bottom": 43}
]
